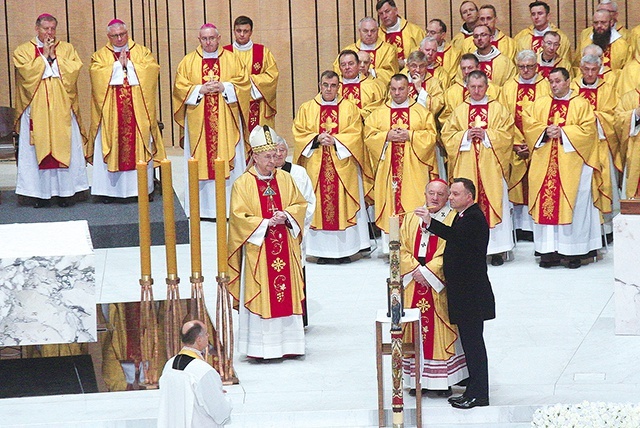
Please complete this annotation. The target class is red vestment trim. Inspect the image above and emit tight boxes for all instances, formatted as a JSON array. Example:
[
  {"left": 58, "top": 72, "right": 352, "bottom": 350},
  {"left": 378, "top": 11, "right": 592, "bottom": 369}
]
[
  {"left": 390, "top": 107, "right": 410, "bottom": 216},
  {"left": 578, "top": 87, "right": 598, "bottom": 109},
  {"left": 385, "top": 31, "right": 405, "bottom": 60},
  {"left": 468, "top": 104, "right": 495, "bottom": 223},
  {"left": 478, "top": 58, "right": 495, "bottom": 80},
  {"left": 530, "top": 35, "right": 543, "bottom": 53},
  {"left": 124, "top": 302, "right": 142, "bottom": 365},
  {"left": 202, "top": 58, "right": 220, "bottom": 179},
  {"left": 435, "top": 50, "right": 445, "bottom": 67},
  {"left": 537, "top": 99, "right": 570, "bottom": 224},
  {"left": 515, "top": 83, "right": 537, "bottom": 133},
  {"left": 341, "top": 83, "right": 362, "bottom": 108},
  {"left": 113, "top": 51, "right": 137, "bottom": 171},
  {"left": 247, "top": 44, "right": 265, "bottom": 131},
  {"left": 538, "top": 63, "right": 554, "bottom": 78},
  {"left": 361, "top": 49, "right": 377, "bottom": 69},
  {"left": 410, "top": 226, "right": 438, "bottom": 359},
  {"left": 255, "top": 176, "right": 294, "bottom": 318},
  {"left": 318, "top": 105, "right": 340, "bottom": 230}
]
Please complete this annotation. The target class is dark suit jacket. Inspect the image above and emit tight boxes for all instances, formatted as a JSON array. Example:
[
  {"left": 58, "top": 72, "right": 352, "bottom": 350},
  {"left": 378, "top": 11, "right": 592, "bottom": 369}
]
[{"left": 427, "top": 203, "right": 495, "bottom": 324}]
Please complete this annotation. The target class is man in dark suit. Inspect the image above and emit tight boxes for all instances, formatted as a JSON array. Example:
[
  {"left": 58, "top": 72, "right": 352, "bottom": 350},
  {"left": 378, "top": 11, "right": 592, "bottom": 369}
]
[{"left": 417, "top": 177, "right": 495, "bottom": 409}]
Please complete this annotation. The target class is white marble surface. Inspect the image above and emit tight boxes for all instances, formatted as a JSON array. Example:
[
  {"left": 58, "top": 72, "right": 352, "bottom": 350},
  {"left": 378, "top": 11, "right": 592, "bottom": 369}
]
[
  {"left": 0, "top": 221, "right": 96, "bottom": 346},
  {"left": 613, "top": 214, "right": 640, "bottom": 335}
]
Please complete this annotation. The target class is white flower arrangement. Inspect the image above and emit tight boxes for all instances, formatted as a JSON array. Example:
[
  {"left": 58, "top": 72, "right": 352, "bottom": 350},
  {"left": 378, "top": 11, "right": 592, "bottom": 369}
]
[{"left": 532, "top": 401, "right": 640, "bottom": 427}]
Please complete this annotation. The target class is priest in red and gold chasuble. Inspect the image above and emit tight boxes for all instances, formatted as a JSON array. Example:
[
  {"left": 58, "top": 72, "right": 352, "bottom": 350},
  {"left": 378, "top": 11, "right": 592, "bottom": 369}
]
[
  {"left": 228, "top": 126, "right": 307, "bottom": 359},
  {"left": 364, "top": 74, "right": 439, "bottom": 236},
  {"left": 376, "top": 1, "right": 425, "bottom": 67},
  {"left": 88, "top": 20, "right": 165, "bottom": 199},
  {"left": 223, "top": 15, "right": 278, "bottom": 133},
  {"left": 399, "top": 180, "right": 468, "bottom": 391}
]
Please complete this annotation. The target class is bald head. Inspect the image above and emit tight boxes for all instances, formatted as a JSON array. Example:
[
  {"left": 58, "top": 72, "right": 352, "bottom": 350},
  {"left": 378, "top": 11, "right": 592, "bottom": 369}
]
[
  {"left": 181, "top": 320, "right": 207, "bottom": 346},
  {"left": 425, "top": 180, "right": 449, "bottom": 212}
]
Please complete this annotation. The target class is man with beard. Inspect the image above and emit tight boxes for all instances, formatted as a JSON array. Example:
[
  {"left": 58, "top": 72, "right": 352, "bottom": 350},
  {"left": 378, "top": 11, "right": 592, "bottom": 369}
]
[
  {"left": 460, "top": 5, "right": 516, "bottom": 61},
  {"left": 469, "top": 25, "right": 517, "bottom": 87},
  {"left": 333, "top": 17, "right": 399, "bottom": 86},
  {"left": 575, "top": 10, "right": 629, "bottom": 72},
  {"left": 451, "top": 1, "right": 479, "bottom": 51},
  {"left": 580, "top": 1, "right": 629, "bottom": 46},
  {"left": 536, "top": 31, "right": 572, "bottom": 78}
]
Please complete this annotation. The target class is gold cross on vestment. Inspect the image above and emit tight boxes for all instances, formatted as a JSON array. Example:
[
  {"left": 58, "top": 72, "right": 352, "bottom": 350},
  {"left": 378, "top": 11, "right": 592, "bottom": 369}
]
[
  {"left": 391, "top": 120, "right": 409, "bottom": 130},
  {"left": 203, "top": 70, "right": 219, "bottom": 82},
  {"left": 552, "top": 111, "right": 565, "bottom": 126},
  {"left": 516, "top": 95, "right": 531, "bottom": 107},
  {"left": 471, "top": 116, "right": 487, "bottom": 128},
  {"left": 320, "top": 116, "right": 338, "bottom": 133}
]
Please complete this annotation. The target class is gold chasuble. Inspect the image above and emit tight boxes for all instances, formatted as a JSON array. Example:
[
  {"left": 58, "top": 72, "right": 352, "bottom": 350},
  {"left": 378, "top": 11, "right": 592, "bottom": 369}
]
[
  {"left": 173, "top": 46, "right": 250, "bottom": 180},
  {"left": 441, "top": 99, "right": 514, "bottom": 228},
  {"left": 379, "top": 18, "right": 426, "bottom": 63},
  {"left": 434, "top": 43, "right": 461, "bottom": 83},
  {"left": 223, "top": 43, "right": 278, "bottom": 131},
  {"left": 407, "top": 74, "right": 445, "bottom": 116},
  {"left": 514, "top": 25, "right": 573, "bottom": 63},
  {"left": 292, "top": 95, "right": 364, "bottom": 231},
  {"left": 499, "top": 75, "right": 550, "bottom": 205},
  {"left": 88, "top": 40, "right": 165, "bottom": 170},
  {"left": 333, "top": 40, "right": 399, "bottom": 85},
  {"left": 614, "top": 89, "right": 640, "bottom": 198},
  {"left": 400, "top": 211, "right": 458, "bottom": 361},
  {"left": 475, "top": 51, "right": 517, "bottom": 87},
  {"left": 439, "top": 79, "right": 502, "bottom": 127},
  {"left": 13, "top": 39, "right": 85, "bottom": 168},
  {"left": 364, "top": 100, "right": 439, "bottom": 233},
  {"left": 577, "top": 30, "right": 630, "bottom": 71},
  {"left": 461, "top": 30, "right": 517, "bottom": 60},
  {"left": 523, "top": 94, "right": 599, "bottom": 225},
  {"left": 228, "top": 169, "right": 307, "bottom": 319},
  {"left": 571, "top": 77, "right": 621, "bottom": 214}
]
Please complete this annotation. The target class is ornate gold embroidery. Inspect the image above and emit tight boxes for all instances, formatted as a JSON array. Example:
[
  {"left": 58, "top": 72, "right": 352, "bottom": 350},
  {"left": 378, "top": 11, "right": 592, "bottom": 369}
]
[
  {"left": 271, "top": 257, "right": 286, "bottom": 272},
  {"left": 541, "top": 141, "right": 559, "bottom": 220},
  {"left": 416, "top": 298, "right": 431, "bottom": 313},
  {"left": 273, "top": 275, "right": 287, "bottom": 303}
]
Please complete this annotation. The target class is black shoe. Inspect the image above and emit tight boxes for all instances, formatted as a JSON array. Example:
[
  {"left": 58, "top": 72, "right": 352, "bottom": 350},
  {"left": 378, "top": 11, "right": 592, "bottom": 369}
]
[
  {"left": 426, "top": 387, "right": 452, "bottom": 398},
  {"left": 606, "top": 233, "right": 613, "bottom": 245},
  {"left": 57, "top": 198, "right": 70, "bottom": 207},
  {"left": 490, "top": 254, "right": 504, "bottom": 266},
  {"left": 102, "top": 196, "right": 113, "bottom": 204},
  {"left": 408, "top": 388, "right": 416, "bottom": 397},
  {"left": 316, "top": 258, "right": 328, "bottom": 265},
  {"left": 448, "top": 394, "right": 466, "bottom": 404},
  {"left": 455, "top": 378, "right": 469, "bottom": 387},
  {"left": 567, "top": 258, "right": 582, "bottom": 269},
  {"left": 539, "top": 260, "right": 562, "bottom": 268},
  {"left": 359, "top": 247, "right": 371, "bottom": 253},
  {"left": 33, "top": 199, "right": 51, "bottom": 208},
  {"left": 451, "top": 397, "right": 489, "bottom": 409},
  {"left": 516, "top": 229, "right": 534, "bottom": 241},
  {"left": 338, "top": 256, "right": 352, "bottom": 264}
]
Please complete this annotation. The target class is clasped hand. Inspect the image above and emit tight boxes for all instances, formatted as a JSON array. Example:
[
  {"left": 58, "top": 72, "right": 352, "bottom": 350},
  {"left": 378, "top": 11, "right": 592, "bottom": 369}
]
[{"left": 268, "top": 211, "right": 287, "bottom": 227}]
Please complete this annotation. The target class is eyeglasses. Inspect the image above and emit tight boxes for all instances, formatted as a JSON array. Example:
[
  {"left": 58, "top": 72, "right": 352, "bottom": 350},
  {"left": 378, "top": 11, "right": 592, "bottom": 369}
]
[
  {"left": 518, "top": 64, "right": 537, "bottom": 70},
  {"left": 108, "top": 31, "right": 128, "bottom": 39}
]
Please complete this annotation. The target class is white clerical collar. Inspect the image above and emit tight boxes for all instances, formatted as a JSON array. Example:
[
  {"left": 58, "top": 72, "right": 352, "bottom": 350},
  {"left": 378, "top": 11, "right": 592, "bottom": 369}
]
[
  {"left": 460, "top": 24, "right": 473, "bottom": 36},
  {"left": 533, "top": 25, "right": 551, "bottom": 37},
  {"left": 469, "top": 96, "right": 489, "bottom": 105},
  {"left": 553, "top": 90, "right": 572, "bottom": 100},
  {"left": 519, "top": 75, "right": 538, "bottom": 84},
  {"left": 540, "top": 54, "right": 556, "bottom": 64},
  {"left": 475, "top": 47, "right": 500, "bottom": 61},
  {"left": 202, "top": 49, "right": 218, "bottom": 59},
  {"left": 342, "top": 76, "right": 360, "bottom": 84},
  {"left": 430, "top": 204, "right": 451, "bottom": 220},
  {"left": 321, "top": 97, "right": 338, "bottom": 105},
  {"left": 437, "top": 42, "right": 446, "bottom": 52},
  {"left": 581, "top": 78, "right": 599, "bottom": 88},
  {"left": 360, "top": 41, "right": 377, "bottom": 50},
  {"left": 113, "top": 44, "right": 128, "bottom": 53},
  {"left": 233, "top": 40, "right": 253, "bottom": 51},
  {"left": 35, "top": 38, "right": 45, "bottom": 47},
  {"left": 181, "top": 346, "right": 204, "bottom": 359},
  {"left": 391, "top": 99, "right": 409, "bottom": 108},
  {"left": 387, "top": 17, "right": 401, "bottom": 32},
  {"left": 254, "top": 167, "right": 274, "bottom": 180}
]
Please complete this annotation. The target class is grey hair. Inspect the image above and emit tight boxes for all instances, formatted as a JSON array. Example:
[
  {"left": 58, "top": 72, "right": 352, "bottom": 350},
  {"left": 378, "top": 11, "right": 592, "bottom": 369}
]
[
  {"left": 107, "top": 22, "right": 127, "bottom": 33},
  {"left": 581, "top": 54, "right": 602, "bottom": 67},
  {"left": 516, "top": 49, "right": 537, "bottom": 63},
  {"left": 419, "top": 36, "right": 438, "bottom": 49},
  {"left": 358, "top": 17, "right": 377, "bottom": 28},
  {"left": 274, "top": 135, "right": 289, "bottom": 149},
  {"left": 582, "top": 43, "right": 603, "bottom": 57}
]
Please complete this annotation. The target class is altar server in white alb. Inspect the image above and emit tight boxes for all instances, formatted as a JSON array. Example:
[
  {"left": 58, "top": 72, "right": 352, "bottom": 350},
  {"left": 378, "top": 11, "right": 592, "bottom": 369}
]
[
  {"left": 13, "top": 13, "right": 88, "bottom": 208},
  {"left": 158, "top": 320, "right": 232, "bottom": 428}
]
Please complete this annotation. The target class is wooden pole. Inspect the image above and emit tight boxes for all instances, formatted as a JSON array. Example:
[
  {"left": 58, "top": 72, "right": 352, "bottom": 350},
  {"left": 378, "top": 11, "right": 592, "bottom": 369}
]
[
  {"left": 161, "top": 159, "right": 183, "bottom": 359},
  {"left": 137, "top": 161, "right": 159, "bottom": 386},
  {"left": 388, "top": 215, "right": 404, "bottom": 428},
  {"left": 214, "top": 158, "right": 238, "bottom": 384}
]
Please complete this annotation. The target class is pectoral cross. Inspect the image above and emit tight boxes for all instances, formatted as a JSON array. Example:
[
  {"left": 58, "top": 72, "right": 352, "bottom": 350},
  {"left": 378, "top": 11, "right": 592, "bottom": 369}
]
[{"left": 263, "top": 181, "right": 278, "bottom": 215}]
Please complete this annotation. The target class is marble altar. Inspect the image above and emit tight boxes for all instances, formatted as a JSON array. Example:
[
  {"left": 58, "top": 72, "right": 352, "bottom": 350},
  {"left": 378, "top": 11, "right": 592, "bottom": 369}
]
[
  {"left": 613, "top": 214, "right": 640, "bottom": 335},
  {"left": 0, "top": 220, "right": 96, "bottom": 346}
]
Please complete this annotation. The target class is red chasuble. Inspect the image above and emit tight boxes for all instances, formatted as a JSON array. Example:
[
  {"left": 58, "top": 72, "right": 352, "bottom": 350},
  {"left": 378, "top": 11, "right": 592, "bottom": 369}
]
[
  {"left": 515, "top": 83, "right": 536, "bottom": 133},
  {"left": 468, "top": 104, "right": 498, "bottom": 223},
  {"left": 390, "top": 107, "right": 410, "bottom": 216},
  {"left": 113, "top": 50, "right": 137, "bottom": 171},
  {"left": 223, "top": 44, "right": 265, "bottom": 131},
  {"left": 409, "top": 224, "right": 439, "bottom": 359},
  {"left": 33, "top": 45, "right": 66, "bottom": 170},
  {"left": 478, "top": 59, "right": 495, "bottom": 81},
  {"left": 254, "top": 175, "right": 294, "bottom": 318},
  {"left": 341, "top": 83, "right": 362, "bottom": 108},
  {"left": 385, "top": 31, "right": 405, "bottom": 60},
  {"left": 537, "top": 99, "right": 570, "bottom": 225},
  {"left": 202, "top": 58, "right": 220, "bottom": 179},
  {"left": 318, "top": 104, "right": 341, "bottom": 230}
]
